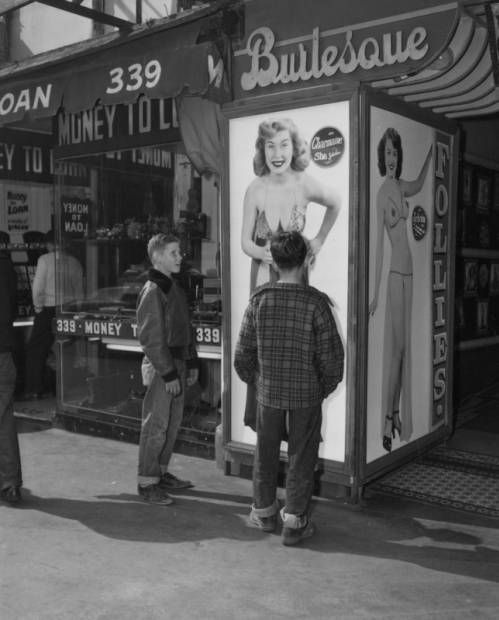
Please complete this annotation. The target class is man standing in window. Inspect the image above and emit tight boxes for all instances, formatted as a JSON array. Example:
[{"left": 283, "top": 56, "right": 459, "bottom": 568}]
[{"left": 23, "top": 230, "right": 83, "bottom": 399}]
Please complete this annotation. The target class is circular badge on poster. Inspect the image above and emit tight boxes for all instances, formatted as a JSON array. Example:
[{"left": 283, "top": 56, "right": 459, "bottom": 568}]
[
  {"left": 412, "top": 206, "right": 427, "bottom": 241},
  {"left": 310, "top": 127, "right": 345, "bottom": 167}
]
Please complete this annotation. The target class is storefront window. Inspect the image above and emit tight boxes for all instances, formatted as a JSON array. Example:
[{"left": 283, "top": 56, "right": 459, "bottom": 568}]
[{"left": 54, "top": 144, "right": 221, "bottom": 445}]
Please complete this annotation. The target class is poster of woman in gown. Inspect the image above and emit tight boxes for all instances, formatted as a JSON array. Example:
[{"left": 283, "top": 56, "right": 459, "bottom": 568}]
[
  {"left": 367, "top": 108, "right": 434, "bottom": 462},
  {"left": 229, "top": 101, "right": 350, "bottom": 462}
]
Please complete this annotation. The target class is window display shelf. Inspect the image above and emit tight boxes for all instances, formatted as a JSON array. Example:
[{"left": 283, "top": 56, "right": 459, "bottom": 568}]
[{"left": 459, "top": 248, "right": 499, "bottom": 259}]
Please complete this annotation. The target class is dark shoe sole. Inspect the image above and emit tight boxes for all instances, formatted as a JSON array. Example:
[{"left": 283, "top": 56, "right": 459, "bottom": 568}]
[
  {"left": 158, "top": 482, "right": 193, "bottom": 492},
  {"left": 282, "top": 521, "right": 315, "bottom": 546},
  {"left": 137, "top": 485, "right": 174, "bottom": 506},
  {"left": 140, "top": 496, "right": 173, "bottom": 506},
  {"left": 0, "top": 486, "right": 22, "bottom": 504}
]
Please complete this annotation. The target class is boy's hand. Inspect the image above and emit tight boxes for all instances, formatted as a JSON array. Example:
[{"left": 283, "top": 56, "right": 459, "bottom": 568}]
[
  {"left": 186, "top": 368, "right": 199, "bottom": 387},
  {"left": 164, "top": 378, "right": 181, "bottom": 396}
]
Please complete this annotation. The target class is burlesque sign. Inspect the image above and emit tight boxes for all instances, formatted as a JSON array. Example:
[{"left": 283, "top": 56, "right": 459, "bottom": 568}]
[
  {"left": 233, "top": 1, "right": 460, "bottom": 98},
  {"left": 239, "top": 25, "right": 428, "bottom": 91}
]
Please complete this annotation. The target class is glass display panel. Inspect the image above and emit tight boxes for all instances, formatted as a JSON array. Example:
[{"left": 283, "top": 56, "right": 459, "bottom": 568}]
[{"left": 55, "top": 145, "right": 221, "bottom": 443}]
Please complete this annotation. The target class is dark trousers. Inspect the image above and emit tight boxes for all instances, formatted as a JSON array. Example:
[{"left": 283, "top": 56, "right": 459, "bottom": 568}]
[
  {"left": 0, "top": 352, "right": 22, "bottom": 490},
  {"left": 24, "top": 307, "right": 55, "bottom": 395},
  {"left": 253, "top": 403, "right": 322, "bottom": 517}
]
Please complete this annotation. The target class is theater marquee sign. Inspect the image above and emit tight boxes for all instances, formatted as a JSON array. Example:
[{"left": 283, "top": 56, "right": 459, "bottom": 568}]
[{"left": 233, "top": 2, "right": 460, "bottom": 98}]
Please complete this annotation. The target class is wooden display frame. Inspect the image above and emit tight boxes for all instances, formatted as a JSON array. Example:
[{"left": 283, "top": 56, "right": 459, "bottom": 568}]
[{"left": 220, "top": 86, "right": 361, "bottom": 497}]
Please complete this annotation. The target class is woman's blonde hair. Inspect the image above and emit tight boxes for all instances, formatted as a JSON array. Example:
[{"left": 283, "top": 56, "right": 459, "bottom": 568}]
[{"left": 253, "top": 118, "right": 309, "bottom": 176}]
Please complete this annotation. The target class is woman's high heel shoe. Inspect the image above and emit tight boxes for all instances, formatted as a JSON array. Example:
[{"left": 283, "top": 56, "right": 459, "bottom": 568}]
[
  {"left": 383, "top": 415, "right": 394, "bottom": 453},
  {"left": 392, "top": 410, "right": 402, "bottom": 438}
]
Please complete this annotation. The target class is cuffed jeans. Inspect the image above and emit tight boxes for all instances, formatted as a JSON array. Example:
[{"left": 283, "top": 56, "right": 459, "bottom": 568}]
[
  {"left": 137, "top": 360, "right": 186, "bottom": 486},
  {"left": 253, "top": 403, "right": 322, "bottom": 518},
  {"left": 0, "top": 352, "right": 22, "bottom": 490}
]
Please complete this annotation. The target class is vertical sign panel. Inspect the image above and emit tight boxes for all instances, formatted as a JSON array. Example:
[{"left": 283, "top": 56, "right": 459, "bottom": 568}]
[{"left": 432, "top": 131, "right": 452, "bottom": 426}]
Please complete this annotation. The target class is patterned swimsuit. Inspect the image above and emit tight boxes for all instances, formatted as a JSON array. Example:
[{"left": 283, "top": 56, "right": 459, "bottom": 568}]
[{"left": 250, "top": 191, "right": 306, "bottom": 292}]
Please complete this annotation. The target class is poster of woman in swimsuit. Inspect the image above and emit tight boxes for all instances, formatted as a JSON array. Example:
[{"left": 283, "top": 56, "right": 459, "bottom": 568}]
[
  {"left": 228, "top": 100, "right": 350, "bottom": 462},
  {"left": 367, "top": 107, "right": 435, "bottom": 463}
]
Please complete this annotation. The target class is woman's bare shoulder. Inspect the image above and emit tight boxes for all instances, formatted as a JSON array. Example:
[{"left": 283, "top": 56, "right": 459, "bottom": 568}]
[
  {"left": 245, "top": 176, "right": 266, "bottom": 196},
  {"left": 377, "top": 179, "right": 396, "bottom": 203}
]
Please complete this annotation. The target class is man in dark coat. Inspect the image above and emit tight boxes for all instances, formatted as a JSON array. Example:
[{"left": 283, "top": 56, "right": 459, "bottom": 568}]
[{"left": 0, "top": 252, "right": 22, "bottom": 504}]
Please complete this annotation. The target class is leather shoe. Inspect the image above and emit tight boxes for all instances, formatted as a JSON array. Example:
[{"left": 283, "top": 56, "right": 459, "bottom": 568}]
[{"left": 1, "top": 486, "right": 22, "bottom": 504}]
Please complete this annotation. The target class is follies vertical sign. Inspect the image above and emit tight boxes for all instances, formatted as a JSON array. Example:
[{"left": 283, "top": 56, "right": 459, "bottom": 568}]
[{"left": 432, "top": 132, "right": 452, "bottom": 426}]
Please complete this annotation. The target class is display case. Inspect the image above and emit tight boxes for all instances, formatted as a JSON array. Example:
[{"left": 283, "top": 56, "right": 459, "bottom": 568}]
[
  {"left": 54, "top": 145, "right": 222, "bottom": 449},
  {"left": 455, "top": 155, "right": 499, "bottom": 345}
]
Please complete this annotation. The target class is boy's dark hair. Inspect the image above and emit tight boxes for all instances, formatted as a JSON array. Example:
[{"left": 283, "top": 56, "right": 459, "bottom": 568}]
[
  {"left": 270, "top": 231, "right": 308, "bottom": 270},
  {"left": 147, "top": 233, "right": 180, "bottom": 262}
]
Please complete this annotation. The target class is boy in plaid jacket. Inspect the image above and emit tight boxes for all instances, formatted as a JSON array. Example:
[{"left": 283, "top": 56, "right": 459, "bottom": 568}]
[{"left": 234, "top": 231, "right": 344, "bottom": 545}]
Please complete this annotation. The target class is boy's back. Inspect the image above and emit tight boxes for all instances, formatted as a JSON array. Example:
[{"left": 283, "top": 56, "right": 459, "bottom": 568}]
[{"left": 235, "top": 281, "right": 343, "bottom": 410}]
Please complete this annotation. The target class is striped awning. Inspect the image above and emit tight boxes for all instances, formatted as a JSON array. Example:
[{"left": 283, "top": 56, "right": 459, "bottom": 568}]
[
  {"left": 370, "top": 2, "right": 499, "bottom": 118},
  {"left": 0, "top": 9, "right": 229, "bottom": 127}
]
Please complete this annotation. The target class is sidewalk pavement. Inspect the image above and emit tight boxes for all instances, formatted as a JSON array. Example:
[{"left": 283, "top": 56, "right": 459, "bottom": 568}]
[{"left": 1, "top": 418, "right": 499, "bottom": 620}]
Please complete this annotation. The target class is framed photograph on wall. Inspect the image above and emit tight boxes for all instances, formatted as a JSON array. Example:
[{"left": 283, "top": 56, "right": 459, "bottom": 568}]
[
  {"left": 493, "top": 172, "right": 499, "bottom": 212},
  {"left": 477, "top": 216, "right": 491, "bottom": 248},
  {"left": 476, "top": 172, "right": 492, "bottom": 214},
  {"left": 490, "top": 263, "right": 499, "bottom": 296},
  {"left": 464, "top": 260, "right": 478, "bottom": 297},
  {"left": 478, "top": 261, "right": 490, "bottom": 297},
  {"left": 461, "top": 163, "right": 473, "bottom": 206},
  {"left": 477, "top": 299, "right": 489, "bottom": 335},
  {"left": 455, "top": 296, "right": 465, "bottom": 331}
]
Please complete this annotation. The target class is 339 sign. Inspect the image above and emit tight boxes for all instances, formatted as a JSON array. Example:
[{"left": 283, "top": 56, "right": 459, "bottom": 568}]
[
  {"left": 195, "top": 325, "right": 221, "bottom": 346},
  {"left": 106, "top": 59, "right": 162, "bottom": 94}
]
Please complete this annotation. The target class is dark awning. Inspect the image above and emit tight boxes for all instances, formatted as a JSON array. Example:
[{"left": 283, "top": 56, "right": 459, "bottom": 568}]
[{"left": 0, "top": 13, "right": 229, "bottom": 127}]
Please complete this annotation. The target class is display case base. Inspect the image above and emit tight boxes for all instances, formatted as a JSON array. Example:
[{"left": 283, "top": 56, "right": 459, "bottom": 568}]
[{"left": 55, "top": 409, "right": 215, "bottom": 460}]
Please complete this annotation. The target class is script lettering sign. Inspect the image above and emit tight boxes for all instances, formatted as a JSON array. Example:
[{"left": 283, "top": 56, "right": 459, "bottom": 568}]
[{"left": 233, "top": 4, "right": 458, "bottom": 98}]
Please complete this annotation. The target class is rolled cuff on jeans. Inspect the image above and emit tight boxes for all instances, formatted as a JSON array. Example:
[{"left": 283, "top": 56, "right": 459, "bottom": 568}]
[
  {"left": 138, "top": 475, "right": 160, "bottom": 487},
  {"left": 251, "top": 499, "right": 279, "bottom": 517},
  {"left": 280, "top": 508, "right": 307, "bottom": 529}
]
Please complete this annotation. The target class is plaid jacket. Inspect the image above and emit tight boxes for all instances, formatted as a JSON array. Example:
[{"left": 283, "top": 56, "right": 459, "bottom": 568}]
[{"left": 234, "top": 282, "right": 344, "bottom": 409}]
